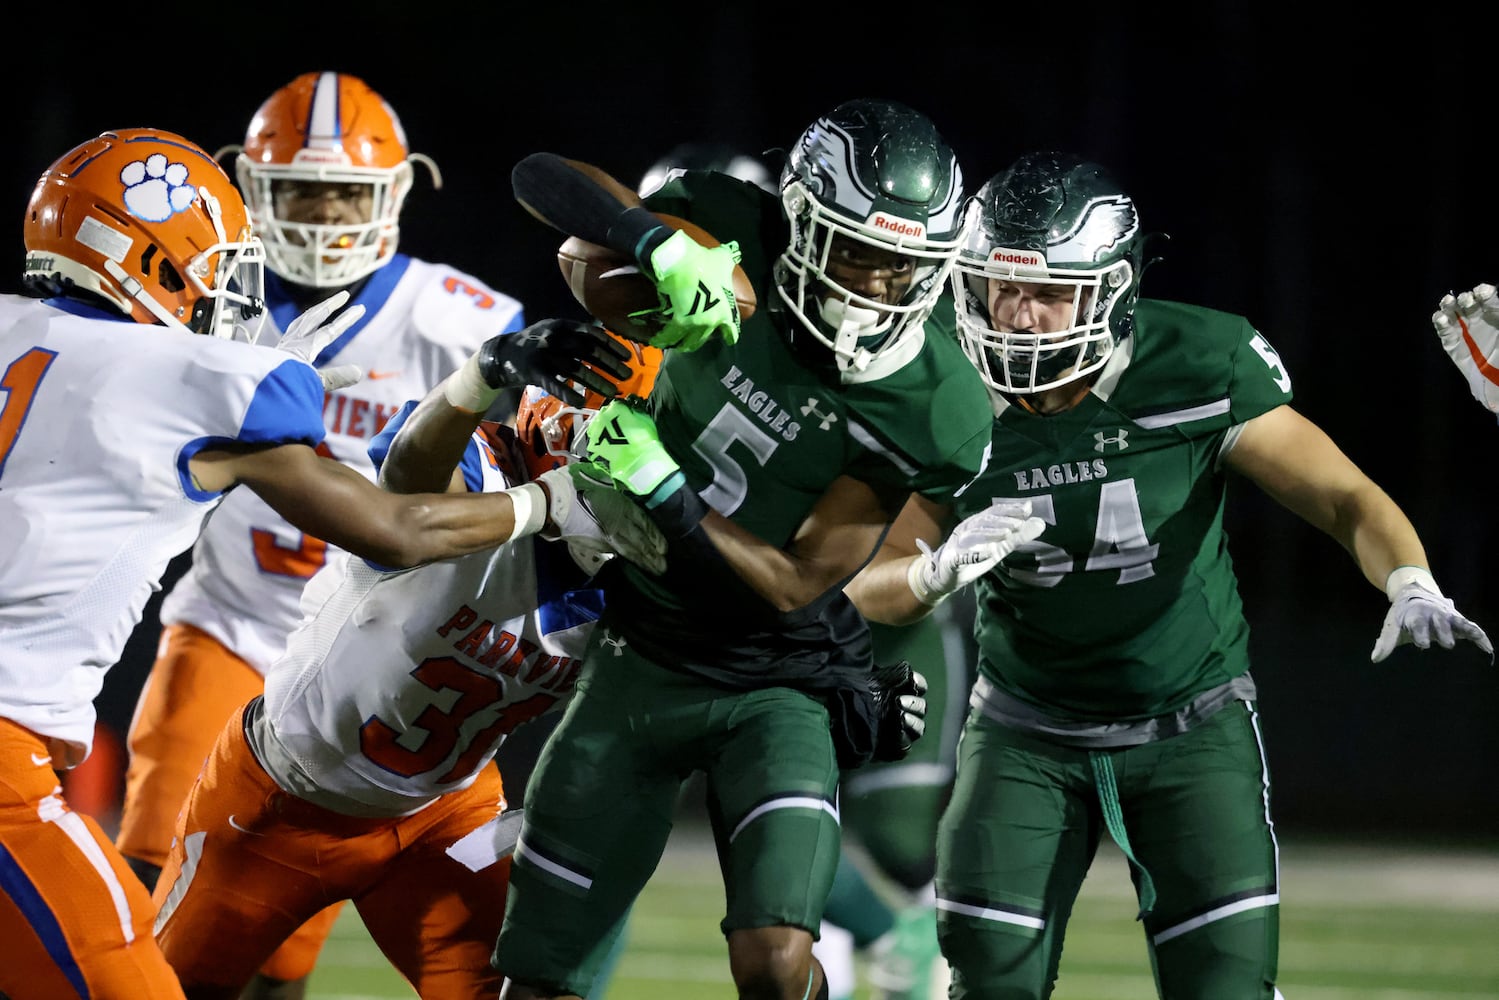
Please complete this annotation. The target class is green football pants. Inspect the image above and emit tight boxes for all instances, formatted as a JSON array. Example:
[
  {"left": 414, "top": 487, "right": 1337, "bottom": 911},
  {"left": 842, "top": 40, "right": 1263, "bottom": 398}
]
[
  {"left": 936, "top": 699, "right": 1280, "bottom": 999},
  {"left": 494, "top": 628, "right": 844, "bottom": 995}
]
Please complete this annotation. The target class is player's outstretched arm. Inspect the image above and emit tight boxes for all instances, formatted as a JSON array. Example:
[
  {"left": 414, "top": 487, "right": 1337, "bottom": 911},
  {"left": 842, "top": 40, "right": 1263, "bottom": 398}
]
[
  {"left": 846, "top": 494, "right": 1044, "bottom": 626},
  {"left": 379, "top": 319, "right": 631, "bottom": 495},
  {"left": 192, "top": 443, "right": 541, "bottom": 567},
  {"left": 1225, "top": 404, "right": 1492, "bottom": 663},
  {"left": 580, "top": 398, "right": 904, "bottom": 612},
  {"left": 1433, "top": 283, "right": 1499, "bottom": 414}
]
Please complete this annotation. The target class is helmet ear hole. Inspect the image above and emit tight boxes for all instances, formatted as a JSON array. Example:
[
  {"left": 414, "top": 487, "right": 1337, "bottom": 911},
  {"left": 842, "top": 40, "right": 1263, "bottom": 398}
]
[{"left": 154, "top": 252, "right": 186, "bottom": 295}]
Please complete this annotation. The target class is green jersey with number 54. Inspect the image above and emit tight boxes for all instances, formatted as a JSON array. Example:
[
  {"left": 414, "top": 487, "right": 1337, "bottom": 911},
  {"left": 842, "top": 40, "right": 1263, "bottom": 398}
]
[
  {"left": 604, "top": 171, "right": 991, "bottom": 678},
  {"left": 962, "top": 298, "right": 1293, "bottom": 722}
]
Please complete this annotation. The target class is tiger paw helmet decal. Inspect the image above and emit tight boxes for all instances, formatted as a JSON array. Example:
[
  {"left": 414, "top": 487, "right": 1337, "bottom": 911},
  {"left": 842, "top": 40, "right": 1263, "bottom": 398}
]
[{"left": 120, "top": 153, "right": 197, "bottom": 223}]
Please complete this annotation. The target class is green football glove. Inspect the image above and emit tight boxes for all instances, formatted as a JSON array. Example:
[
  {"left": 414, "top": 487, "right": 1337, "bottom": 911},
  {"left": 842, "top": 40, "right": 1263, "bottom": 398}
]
[
  {"left": 631, "top": 228, "right": 744, "bottom": 352},
  {"left": 582, "top": 398, "right": 685, "bottom": 506}
]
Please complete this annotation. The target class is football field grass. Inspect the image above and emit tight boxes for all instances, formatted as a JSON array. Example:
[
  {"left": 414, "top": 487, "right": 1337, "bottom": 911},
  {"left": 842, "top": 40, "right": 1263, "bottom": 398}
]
[{"left": 306, "top": 828, "right": 1499, "bottom": 999}]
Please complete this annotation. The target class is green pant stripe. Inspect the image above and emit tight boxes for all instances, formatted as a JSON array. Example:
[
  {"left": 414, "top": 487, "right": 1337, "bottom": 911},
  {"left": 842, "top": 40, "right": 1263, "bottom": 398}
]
[
  {"left": 1152, "top": 891, "right": 1279, "bottom": 945},
  {"left": 1245, "top": 701, "right": 1281, "bottom": 874},
  {"left": 729, "top": 795, "right": 838, "bottom": 842},
  {"left": 514, "top": 835, "right": 592, "bottom": 890},
  {"left": 936, "top": 897, "right": 1046, "bottom": 932}
]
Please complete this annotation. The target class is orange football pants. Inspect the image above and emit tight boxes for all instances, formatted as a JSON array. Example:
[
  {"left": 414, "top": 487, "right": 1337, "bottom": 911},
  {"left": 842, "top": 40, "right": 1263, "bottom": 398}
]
[
  {"left": 154, "top": 703, "right": 511, "bottom": 1000},
  {"left": 117, "top": 622, "right": 342, "bottom": 980},
  {"left": 0, "top": 717, "right": 185, "bottom": 999}
]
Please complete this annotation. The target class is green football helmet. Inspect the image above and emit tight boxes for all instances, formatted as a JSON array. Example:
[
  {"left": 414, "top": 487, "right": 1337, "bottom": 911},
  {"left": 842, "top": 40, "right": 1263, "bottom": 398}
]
[
  {"left": 776, "top": 99, "right": 966, "bottom": 379},
  {"left": 637, "top": 141, "right": 776, "bottom": 197},
  {"left": 954, "top": 152, "right": 1144, "bottom": 395}
]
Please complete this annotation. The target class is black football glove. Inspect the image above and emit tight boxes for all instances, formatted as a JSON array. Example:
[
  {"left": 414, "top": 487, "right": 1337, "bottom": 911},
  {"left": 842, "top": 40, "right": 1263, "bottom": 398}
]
[
  {"left": 477, "top": 318, "right": 632, "bottom": 406},
  {"left": 870, "top": 660, "right": 928, "bottom": 763}
]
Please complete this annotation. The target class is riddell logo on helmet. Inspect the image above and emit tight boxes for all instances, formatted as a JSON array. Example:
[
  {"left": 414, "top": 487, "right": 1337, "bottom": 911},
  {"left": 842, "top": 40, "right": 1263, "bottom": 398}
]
[
  {"left": 870, "top": 213, "right": 926, "bottom": 238},
  {"left": 989, "top": 248, "right": 1045, "bottom": 267},
  {"left": 292, "top": 148, "right": 352, "bottom": 165}
]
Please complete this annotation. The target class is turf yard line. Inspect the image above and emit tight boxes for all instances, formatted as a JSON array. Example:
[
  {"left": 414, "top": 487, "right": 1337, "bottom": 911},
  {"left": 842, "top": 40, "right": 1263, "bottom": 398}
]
[{"left": 1270, "top": 988, "right": 1499, "bottom": 999}]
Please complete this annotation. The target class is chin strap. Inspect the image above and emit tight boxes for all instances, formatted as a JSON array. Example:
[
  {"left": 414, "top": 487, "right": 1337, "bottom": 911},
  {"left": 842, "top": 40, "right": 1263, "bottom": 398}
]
[
  {"left": 836, "top": 319, "right": 927, "bottom": 384},
  {"left": 101, "top": 258, "right": 193, "bottom": 333}
]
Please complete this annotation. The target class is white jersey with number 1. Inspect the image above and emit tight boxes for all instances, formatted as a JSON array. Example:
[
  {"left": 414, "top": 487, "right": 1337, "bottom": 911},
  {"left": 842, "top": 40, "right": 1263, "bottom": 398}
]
[
  {"left": 159, "top": 255, "right": 525, "bottom": 674},
  {"left": 0, "top": 295, "right": 327, "bottom": 766}
]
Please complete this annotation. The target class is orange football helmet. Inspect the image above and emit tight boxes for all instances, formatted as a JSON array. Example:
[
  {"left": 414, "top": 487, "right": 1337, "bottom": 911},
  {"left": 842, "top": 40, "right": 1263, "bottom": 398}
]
[
  {"left": 23, "top": 128, "right": 267, "bottom": 339},
  {"left": 515, "top": 333, "right": 663, "bottom": 480},
  {"left": 233, "top": 71, "right": 440, "bottom": 288}
]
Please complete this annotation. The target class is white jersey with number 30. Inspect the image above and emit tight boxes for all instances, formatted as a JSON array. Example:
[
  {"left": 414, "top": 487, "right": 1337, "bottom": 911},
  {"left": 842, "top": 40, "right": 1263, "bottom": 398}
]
[
  {"left": 159, "top": 255, "right": 525, "bottom": 674},
  {"left": 254, "top": 421, "right": 600, "bottom": 817},
  {"left": 0, "top": 295, "right": 327, "bottom": 765}
]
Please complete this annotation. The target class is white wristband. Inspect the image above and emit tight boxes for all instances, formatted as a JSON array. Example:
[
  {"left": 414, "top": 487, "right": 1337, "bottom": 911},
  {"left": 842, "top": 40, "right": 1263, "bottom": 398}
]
[
  {"left": 502, "top": 482, "right": 548, "bottom": 543},
  {"left": 443, "top": 352, "right": 502, "bottom": 415},
  {"left": 1384, "top": 565, "right": 1442, "bottom": 602},
  {"left": 906, "top": 555, "right": 946, "bottom": 607}
]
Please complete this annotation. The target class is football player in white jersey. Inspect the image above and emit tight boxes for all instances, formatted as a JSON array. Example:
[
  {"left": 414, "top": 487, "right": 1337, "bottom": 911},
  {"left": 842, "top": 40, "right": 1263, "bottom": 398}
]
[
  {"left": 112, "top": 71, "right": 536, "bottom": 998},
  {"left": 151, "top": 340, "right": 661, "bottom": 1000},
  {"left": 0, "top": 126, "right": 662, "bottom": 1000}
]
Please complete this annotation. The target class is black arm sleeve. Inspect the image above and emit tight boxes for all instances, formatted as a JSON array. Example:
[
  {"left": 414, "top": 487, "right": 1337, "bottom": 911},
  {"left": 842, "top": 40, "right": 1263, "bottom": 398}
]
[{"left": 510, "top": 153, "right": 671, "bottom": 267}]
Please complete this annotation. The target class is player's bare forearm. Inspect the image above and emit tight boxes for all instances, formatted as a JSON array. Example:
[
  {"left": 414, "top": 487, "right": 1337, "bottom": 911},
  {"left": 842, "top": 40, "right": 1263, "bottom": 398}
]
[
  {"left": 379, "top": 389, "right": 478, "bottom": 494},
  {"left": 700, "top": 475, "right": 903, "bottom": 614},
  {"left": 846, "top": 554, "right": 930, "bottom": 626},
  {"left": 1339, "top": 492, "right": 1431, "bottom": 592},
  {"left": 1228, "top": 405, "right": 1429, "bottom": 591},
  {"left": 205, "top": 443, "right": 519, "bottom": 568},
  {"left": 846, "top": 493, "right": 949, "bottom": 625}
]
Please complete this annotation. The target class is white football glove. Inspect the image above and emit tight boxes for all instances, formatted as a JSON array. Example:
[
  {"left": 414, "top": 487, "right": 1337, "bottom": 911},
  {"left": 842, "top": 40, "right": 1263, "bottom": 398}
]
[
  {"left": 534, "top": 465, "right": 667, "bottom": 575},
  {"left": 1432, "top": 283, "right": 1499, "bottom": 413},
  {"left": 1371, "top": 567, "right": 1493, "bottom": 663},
  {"left": 278, "top": 289, "right": 365, "bottom": 392},
  {"left": 907, "top": 500, "right": 1046, "bottom": 606}
]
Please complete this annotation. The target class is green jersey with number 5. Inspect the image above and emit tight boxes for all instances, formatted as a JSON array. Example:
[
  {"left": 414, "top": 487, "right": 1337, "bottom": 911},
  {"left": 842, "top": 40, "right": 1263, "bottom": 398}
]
[
  {"left": 604, "top": 171, "right": 992, "bottom": 678},
  {"left": 962, "top": 298, "right": 1294, "bottom": 721}
]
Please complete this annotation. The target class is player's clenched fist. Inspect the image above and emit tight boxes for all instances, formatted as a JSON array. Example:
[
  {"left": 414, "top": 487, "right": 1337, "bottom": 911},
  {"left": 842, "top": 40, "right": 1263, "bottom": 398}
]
[{"left": 636, "top": 230, "right": 744, "bottom": 351}]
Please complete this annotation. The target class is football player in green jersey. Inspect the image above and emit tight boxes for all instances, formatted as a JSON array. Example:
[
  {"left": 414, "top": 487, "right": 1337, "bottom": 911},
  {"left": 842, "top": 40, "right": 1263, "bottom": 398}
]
[
  {"left": 491, "top": 101, "right": 1018, "bottom": 1000},
  {"left": 1432, "top": 281, "right": 1499, "bottom": 417},
  {"left": 633, "top": 138, "right": 968, "bottom": 1000},
  {"left": 847, "top": 152, "right": 1493, "bottom": 999}
]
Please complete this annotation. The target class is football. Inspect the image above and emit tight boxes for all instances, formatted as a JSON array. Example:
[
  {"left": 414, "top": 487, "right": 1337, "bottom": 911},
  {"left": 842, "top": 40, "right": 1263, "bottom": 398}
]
[{"left": 556, "top": 213, "right": 756, "bottom": 344}]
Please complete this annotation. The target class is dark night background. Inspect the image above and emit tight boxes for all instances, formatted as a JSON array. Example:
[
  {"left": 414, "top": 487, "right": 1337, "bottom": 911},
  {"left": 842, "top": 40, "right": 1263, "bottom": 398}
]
[{"left": 4, "top": 7, "right": 1493, "bottom": 842}]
